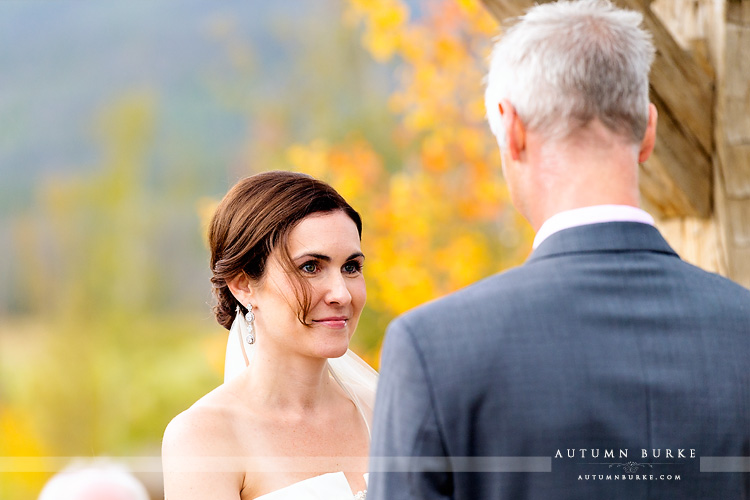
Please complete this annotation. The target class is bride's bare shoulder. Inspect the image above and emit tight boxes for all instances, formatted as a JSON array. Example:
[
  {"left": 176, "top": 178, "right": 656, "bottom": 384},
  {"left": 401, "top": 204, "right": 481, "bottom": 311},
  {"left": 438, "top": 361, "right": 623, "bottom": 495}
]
[
  {"left": 162, "top": 385, "right": 251, "bottom": 498},
  {"left": 162, "top": 383, "right": 249, "bottom": 457}
]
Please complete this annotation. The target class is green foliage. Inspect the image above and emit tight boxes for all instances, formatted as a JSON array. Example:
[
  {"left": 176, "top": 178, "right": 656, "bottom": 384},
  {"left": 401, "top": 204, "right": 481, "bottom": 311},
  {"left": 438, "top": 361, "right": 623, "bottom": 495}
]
[{"left": 1, "top": 93, "right": 224, "bottom": 497}]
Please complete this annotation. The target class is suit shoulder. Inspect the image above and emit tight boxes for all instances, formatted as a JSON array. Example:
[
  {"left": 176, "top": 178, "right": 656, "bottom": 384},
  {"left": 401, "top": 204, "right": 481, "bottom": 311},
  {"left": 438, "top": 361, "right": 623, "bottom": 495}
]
[
  {"left": 683, "top": 260, "right": 750, "bottom": 294},
  {"left": 659, "top": 252, "right": 749, "bottom": 296},
  {"left": 676, "top": 261, "right": 750, "bottom": 317}
]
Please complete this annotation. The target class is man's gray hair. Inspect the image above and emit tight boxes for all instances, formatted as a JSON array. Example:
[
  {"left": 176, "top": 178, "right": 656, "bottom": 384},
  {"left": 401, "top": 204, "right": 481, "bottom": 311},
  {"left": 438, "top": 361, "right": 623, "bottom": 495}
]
[{"left": 485, "top": 0, "right": 655, "bottom": 145}]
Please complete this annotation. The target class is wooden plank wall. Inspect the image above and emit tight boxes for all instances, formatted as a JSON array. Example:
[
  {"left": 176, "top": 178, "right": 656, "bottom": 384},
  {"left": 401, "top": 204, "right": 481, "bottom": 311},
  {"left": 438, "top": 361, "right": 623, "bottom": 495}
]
[
  {"left": 651, "top": 0, "right": 750, "bottom": 287},
  {"left": 715, "top": 0, "right": 750, "bottom": 286}
]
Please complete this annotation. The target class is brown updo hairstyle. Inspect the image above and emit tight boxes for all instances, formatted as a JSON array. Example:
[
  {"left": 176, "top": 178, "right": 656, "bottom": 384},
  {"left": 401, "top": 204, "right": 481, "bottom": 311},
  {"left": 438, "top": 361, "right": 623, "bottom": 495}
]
[{"left": 209, "top": 171, "right": 362, "bottom": 330}]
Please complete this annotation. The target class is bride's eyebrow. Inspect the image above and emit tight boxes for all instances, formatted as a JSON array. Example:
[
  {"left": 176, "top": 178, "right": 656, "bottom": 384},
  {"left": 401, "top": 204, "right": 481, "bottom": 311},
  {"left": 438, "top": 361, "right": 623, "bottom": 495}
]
[
  {"left": 292, "top": 252, "right": 365, "bottom": 262},
  {"left": 294, "top": 253, "right": 331, "bottom": 262}
]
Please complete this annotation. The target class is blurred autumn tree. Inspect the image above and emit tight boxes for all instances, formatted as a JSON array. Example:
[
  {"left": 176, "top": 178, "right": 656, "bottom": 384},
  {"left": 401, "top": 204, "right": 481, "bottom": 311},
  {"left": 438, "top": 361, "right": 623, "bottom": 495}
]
[
  {"left": 0, "top": 94, "right": 221, "bottom": 499},
  {"left": 286, "top": 0, "right": 533, "bottom": 364},
  {"left": 0, "top": 2, "right": 535, "bottom": 498}
]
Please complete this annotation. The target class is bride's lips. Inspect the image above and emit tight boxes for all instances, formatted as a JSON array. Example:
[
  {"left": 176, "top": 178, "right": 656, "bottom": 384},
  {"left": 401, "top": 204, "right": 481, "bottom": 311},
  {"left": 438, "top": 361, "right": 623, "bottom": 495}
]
[{"left": 312, "top": 317, "right": 349, "bottom": 329}]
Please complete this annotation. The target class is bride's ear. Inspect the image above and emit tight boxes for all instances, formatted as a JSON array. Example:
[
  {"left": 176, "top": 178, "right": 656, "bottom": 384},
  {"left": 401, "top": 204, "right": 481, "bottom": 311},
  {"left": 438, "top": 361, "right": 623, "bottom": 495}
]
[{"left": 227, "top": 272, "right": 254, "bottom": 307}]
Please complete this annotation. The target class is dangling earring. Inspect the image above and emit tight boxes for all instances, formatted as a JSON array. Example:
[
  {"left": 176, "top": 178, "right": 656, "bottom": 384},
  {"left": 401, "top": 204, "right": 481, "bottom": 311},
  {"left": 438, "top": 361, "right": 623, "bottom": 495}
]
[{"left": 244, "top": 303, "right": 255, "bottom": 344}]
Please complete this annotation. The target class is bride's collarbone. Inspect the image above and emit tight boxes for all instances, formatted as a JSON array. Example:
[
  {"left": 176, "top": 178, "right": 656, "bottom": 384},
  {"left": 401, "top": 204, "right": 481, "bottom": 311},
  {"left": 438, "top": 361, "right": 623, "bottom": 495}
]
[
  {"left": 239, "top": 406, "right": 369, "bottom": 498},
  {"left": 241, "top": 403, "right": 368, "bottom": 456},
  {"left": 241, "top": 387, "right": 366, "bottom": 435},
  {"left": 208, "top": 379, "right": 368, "bottom": 497}
]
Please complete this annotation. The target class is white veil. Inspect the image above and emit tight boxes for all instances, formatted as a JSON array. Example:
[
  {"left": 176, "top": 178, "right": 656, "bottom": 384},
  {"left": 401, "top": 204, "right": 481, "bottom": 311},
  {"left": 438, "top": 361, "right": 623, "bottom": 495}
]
[
  {"left": 224, "top": 311, "right": 255, "bottom": 382},
  {"left": 224, "top": 312, "right": 379, "bottom": 428}
]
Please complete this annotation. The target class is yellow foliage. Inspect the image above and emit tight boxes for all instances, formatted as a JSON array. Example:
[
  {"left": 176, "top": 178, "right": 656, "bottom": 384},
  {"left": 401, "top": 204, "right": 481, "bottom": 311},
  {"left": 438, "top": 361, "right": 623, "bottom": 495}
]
[
  {"left": 287, "top": 138, "right": 384, "bottom": 203},
  {"left": 196, "top": 197, "right": 220, "bottom": 244},
  {"left": 287, "top": 140, "right": 331, "bottom": 179},
  {"left": 345, "top": 0, "right": 410, "bottom": 62},
  {"left": 257, "top": 1, "right": 531, "bottom": 362},
  {"left": 435, "top": 231, "right": 492, "bottom": 286},
  {"left": 285, "top": 0, "right": 535, "bottom": 326},
  {"left": 0, "top": 407, "right": 49, "bottom": 497},
  {"left": 204, "top": 333, "right": 229, "bottom": 377}
]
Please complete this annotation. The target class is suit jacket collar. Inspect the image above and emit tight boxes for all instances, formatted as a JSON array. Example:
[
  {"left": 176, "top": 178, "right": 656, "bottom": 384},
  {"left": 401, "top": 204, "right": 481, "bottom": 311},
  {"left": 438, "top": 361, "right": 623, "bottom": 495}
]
[{"left": 526, "top": 221, "right": 679, "bottom": 265}]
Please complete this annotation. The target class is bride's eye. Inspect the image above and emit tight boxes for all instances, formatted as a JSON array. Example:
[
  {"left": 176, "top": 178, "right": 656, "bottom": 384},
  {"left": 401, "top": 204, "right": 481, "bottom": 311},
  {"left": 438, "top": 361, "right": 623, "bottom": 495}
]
[
  {"left": 343, "top": 261, "right": 363, "bottom": 275},
  {"left": 300, "top": 261, "right": 319, "bottom": 274}
]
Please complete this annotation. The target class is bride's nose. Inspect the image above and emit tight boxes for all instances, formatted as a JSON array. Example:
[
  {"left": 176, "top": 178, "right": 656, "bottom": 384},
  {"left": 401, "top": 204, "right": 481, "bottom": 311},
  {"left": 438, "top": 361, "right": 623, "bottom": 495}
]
[{"left": 323, "top": 272, "right": 352, "bottom": 305}]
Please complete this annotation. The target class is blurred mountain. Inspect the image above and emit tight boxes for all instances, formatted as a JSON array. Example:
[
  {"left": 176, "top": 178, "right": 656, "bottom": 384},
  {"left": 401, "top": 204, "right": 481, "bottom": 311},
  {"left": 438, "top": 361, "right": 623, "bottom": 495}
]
[
  {"left": 0, "top": 0, "right": 397, "bottom": 317},
  {"left": 0, "top": 0, "right": 394, "bottom": 212}
]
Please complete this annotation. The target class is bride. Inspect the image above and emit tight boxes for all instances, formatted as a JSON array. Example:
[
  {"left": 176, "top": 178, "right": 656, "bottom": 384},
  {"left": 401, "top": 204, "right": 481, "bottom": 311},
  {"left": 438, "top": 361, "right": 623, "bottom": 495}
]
[{"left": 162, "top": 171, "right": 378, "bottom": 499}]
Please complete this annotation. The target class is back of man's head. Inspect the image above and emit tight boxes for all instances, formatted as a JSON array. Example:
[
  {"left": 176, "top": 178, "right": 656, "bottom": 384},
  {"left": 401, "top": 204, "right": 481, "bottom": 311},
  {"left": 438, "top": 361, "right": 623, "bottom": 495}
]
[
  {"left": 38, "top": 462, "right": 150, "bottom": 500},
  {"left": 485, "top": 0, "right": 655, "bottom": 146}
]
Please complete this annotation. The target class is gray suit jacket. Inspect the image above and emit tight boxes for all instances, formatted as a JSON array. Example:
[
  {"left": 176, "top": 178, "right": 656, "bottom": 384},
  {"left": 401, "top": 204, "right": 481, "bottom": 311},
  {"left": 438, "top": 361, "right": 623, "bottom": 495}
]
[{"left": 369, "top": 222, "right": 750, "bottom": 499}]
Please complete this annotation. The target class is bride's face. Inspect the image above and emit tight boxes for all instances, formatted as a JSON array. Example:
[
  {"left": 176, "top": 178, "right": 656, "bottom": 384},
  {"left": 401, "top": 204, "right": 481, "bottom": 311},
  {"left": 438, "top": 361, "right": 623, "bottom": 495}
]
[{"left": 251, "top": 210, "right": 366, "bottom": 359}]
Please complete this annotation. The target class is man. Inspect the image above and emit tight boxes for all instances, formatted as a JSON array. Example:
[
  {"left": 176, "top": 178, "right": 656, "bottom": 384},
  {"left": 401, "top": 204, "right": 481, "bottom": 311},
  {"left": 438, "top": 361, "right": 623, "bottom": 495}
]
[{"left": 368, "top": 0, "right": 750, "bottom": 498}]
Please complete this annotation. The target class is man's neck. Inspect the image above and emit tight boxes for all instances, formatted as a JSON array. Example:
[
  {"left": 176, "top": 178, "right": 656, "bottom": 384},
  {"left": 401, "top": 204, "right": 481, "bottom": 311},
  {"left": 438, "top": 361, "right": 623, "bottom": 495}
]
[{"left": 525, "top": 131, "right": 641, "bottom": 231}]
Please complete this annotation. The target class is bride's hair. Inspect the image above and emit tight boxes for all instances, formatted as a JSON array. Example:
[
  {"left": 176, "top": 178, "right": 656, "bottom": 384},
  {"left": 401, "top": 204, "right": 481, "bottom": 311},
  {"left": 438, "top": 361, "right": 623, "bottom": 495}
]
[{"left": 208, "top": 171, "right": 362, "bottom": 330}]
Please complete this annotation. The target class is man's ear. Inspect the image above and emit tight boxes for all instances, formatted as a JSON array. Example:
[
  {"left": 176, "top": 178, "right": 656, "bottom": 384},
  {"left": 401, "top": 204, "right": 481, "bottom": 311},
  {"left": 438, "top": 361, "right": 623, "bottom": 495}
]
[
  {"left": 638, "top": 103, "right": 658, "bottom": 163},
  {"left": 499, "top": 99, "right": 526, "bottom": 161},
  {"left": 227, "top": 272, "right": 254, "bottom": 308}
]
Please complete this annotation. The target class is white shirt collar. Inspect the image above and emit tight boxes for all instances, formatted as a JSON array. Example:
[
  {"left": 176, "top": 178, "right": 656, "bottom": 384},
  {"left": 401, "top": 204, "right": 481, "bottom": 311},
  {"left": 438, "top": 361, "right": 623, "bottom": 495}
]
[{"left": 532, "top": 205, "right": 655, "bottom": 249}]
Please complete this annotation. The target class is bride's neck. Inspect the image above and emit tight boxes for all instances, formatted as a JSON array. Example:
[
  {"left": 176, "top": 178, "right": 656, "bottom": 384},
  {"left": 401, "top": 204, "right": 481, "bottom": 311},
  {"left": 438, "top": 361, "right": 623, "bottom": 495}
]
[{"left": 243, "top": 348, "right": 335, "bottom": 411}]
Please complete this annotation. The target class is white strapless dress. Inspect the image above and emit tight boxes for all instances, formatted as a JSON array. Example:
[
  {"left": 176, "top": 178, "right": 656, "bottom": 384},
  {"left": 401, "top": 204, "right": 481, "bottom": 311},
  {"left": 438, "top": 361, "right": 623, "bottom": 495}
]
[{"left": 255, "top": 472, "right": 368, "bottom": 500}]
